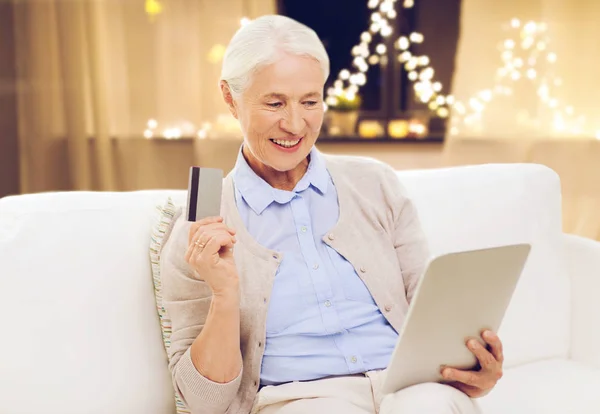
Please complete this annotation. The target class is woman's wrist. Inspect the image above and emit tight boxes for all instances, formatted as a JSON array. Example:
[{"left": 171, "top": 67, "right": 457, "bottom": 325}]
[{"left": 212, "top": 285, "right": 240, "bottom": 310}]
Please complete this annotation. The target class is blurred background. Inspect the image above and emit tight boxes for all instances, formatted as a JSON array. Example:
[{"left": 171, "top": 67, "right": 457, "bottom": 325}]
[{"left": 0, "top": 0, "right": 599, "bottom": 240}]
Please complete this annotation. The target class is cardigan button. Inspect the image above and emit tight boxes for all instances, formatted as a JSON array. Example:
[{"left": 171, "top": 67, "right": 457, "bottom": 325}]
[
  {"left": 328, "top": 233, "right": 335, "bottom": 241},
  {"left": 360, "top": 266, "right": 366, "bottom": 273},
  {"left": 384, "top": 304, "right": 393, "bottom": 312}
]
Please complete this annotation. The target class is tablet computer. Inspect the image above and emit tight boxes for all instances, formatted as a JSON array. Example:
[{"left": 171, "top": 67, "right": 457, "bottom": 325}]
[{"left": 380, "top": 243, "right": 531, "bottom": 395}]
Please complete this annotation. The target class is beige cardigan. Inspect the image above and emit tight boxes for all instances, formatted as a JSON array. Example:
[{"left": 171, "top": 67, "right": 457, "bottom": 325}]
[{"left": 159, "top": 153, "right": 430, "bottom": 414}]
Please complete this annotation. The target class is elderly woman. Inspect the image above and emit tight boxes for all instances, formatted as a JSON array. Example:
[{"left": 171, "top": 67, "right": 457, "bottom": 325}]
[{"left": 160, "top": 15, "right": 504, "bottom": 414}]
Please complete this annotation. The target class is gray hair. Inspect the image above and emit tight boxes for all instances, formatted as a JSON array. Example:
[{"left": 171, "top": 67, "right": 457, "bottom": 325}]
[{"left": 220, "top": 15, "right": 330, "bottom": 99}]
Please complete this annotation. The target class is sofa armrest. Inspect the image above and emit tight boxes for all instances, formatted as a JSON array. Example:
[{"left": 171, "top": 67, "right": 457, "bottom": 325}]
[{"left": 565, "top": 234, "right": 600, "bottom": 369}]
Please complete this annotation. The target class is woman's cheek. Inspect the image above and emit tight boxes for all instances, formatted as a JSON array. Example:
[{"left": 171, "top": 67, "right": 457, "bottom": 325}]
[
  {"left": 248, "top": 110, "right": 279, "bottom": 132},
  {"left": 307, "top": 110, "right": 324, "bottom": 131}
]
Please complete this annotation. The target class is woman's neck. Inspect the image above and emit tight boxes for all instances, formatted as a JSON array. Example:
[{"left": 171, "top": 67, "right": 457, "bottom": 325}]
[{"left": 242, "top": 147, "right": 310, "bottom": 191}]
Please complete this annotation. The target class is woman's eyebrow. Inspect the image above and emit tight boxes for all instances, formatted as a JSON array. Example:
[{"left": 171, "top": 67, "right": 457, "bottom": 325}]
[
  {"left": 262, "top": 93, "right": 287, "bottom": 100},
  {"left": 262, "top": 92, "right": 322, "bottom": 100},
  {"left": 301, "top": 92, "right": 322, "bottom": 99}
]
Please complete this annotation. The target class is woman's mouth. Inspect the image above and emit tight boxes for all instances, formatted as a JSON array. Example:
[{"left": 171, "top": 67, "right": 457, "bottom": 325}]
[{"left": 269, "top": 137, "right": 303, "bottom": 149}]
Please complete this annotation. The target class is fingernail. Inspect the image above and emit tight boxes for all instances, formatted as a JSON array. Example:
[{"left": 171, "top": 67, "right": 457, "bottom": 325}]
[
  {"left": 443, "top": 369, "right": 451, "bottom": 378},
  {"left": 468, "top": 340, "right": 477, "bottom": 349}
]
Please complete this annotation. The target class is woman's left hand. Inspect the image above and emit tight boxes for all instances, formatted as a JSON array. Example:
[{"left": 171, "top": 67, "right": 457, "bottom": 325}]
[{"left": 441, "top": 330, "right": 504, "bottom": 398}]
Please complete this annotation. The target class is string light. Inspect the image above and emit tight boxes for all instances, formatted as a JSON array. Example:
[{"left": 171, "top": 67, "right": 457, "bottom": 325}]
[
  {"left": 147, "top": 2, "right": 452, "bottom": 138},
  {"left": 162, "top": 128, "right": 182, "bottom": 140},
  {"left": 145, "top": 0, "right": 163, "bottom": 21},
  {"left": 326, "top": 0, "right": 453, "bottom": 121},
  {"left": 143, "top": 7, "right": 596, "bottom": 140},
  {"left": 144, "top": 119, "right": 156, "bottom": 139},
  {"left": 196, "top": 122, "right": 212, "bottom": 139},
  {"left": 450, "top": 18, "right": 592, "bottom": 138}
]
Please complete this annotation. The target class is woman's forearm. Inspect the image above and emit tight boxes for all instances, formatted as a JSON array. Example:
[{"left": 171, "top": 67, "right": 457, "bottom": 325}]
[{"left": 189, "top": 288, "right": 243, "bottom": 383}]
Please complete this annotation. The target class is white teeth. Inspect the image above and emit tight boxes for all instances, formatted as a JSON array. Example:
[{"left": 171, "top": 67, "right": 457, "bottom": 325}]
[{"left": 272, "top": 138, "right": 301, "bottom": 148}]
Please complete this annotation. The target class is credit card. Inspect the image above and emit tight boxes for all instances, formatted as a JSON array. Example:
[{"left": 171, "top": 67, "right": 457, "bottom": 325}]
[{"left": 185, "top": 167, "right": 223, "bottom": 222}]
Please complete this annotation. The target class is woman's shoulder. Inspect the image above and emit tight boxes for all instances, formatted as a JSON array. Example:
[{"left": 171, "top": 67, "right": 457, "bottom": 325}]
[
  {"left": 322, "top": 152, "right": 408, "bottom": 194},
  {"left": 321, "top": 152, "right": 390, "bottom": 170}
]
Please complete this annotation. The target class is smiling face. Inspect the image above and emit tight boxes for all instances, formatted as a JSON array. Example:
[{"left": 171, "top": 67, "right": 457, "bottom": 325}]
[{"left": 221, "top": 53, "right": 325, "bottom": 188}]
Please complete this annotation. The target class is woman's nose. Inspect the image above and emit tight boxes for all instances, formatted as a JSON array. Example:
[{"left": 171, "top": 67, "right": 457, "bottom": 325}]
[{"left": 280, "top": 107, "right": 305, "bottom": 135}]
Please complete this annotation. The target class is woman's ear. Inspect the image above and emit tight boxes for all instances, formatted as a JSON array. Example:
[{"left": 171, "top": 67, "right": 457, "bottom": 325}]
[{"left": 220, "top": 81, "right": 238, "bottom": 119}]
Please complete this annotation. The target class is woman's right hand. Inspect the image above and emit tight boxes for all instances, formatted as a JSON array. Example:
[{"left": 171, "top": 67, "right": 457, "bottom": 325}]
[{"left": 185, "top": 216, "right": 239, "bottom": 297}]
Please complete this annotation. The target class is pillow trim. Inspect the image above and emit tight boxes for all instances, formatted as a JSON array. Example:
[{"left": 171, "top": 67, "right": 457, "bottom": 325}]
[{"left": 149, "top": 197, "right": 191, "bottom": 414}]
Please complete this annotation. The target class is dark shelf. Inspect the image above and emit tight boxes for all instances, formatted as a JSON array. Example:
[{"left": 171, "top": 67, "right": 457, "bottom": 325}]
[{"left": 317, "top": 135, "right": 445, "bottom": 144}]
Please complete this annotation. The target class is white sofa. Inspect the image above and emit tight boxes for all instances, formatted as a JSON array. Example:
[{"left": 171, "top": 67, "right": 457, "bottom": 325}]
[{"left": 1, "top": 163, "right": 599, "bottom": 414}]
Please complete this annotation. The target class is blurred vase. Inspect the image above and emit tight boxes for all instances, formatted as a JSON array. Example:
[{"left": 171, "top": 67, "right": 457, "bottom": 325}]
[{"left": 327, "top": 110, "right": 359, "bottom": 136}]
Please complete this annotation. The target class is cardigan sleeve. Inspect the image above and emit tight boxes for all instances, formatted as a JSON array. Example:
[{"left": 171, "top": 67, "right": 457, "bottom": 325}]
[
  {"left": 382, "top": 166, "right": 432, "bottom": 305},
  {"left": 159, "top": 210, "right": 242, "bottom": 413}
]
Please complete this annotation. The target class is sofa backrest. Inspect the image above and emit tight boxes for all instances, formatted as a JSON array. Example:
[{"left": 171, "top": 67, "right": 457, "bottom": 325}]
[
  {"left": 0, "top": 163, "right": 569, "bottom": 413},
  {"left": 396, "top": 163, "right": 570, "bottom": 368}
]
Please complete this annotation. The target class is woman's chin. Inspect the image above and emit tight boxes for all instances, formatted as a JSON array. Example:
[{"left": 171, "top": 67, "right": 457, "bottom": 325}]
[{"left": 268, "top": 152, "right": 311, "bottom": 173}]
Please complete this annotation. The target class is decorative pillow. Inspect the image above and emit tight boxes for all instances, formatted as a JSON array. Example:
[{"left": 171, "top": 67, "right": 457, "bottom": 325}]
[{"left": 149, "top": 197, "right": 190, "bottom": 414}]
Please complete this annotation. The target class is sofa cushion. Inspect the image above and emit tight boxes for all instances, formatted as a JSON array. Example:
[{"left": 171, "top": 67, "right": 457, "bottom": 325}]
[
  {"left": 477, "top": 358, "right": 600, "bottom": 414},
  {"left": 396, "top": 164, "right": 570, "bottom": 368},
  {"left": 0, "top": 190, "right": 186, "bottom": 414}
]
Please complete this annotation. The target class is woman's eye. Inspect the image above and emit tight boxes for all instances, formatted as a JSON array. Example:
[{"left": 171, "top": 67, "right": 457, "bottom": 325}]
[
  {"left": 267, "top": 102, "right": 283, "bottom": 108},
  {"left": 304, "top": 101, "right": 318, "bottom": 106}
]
